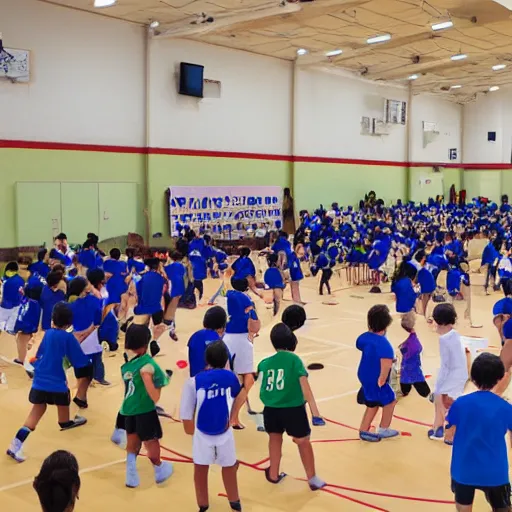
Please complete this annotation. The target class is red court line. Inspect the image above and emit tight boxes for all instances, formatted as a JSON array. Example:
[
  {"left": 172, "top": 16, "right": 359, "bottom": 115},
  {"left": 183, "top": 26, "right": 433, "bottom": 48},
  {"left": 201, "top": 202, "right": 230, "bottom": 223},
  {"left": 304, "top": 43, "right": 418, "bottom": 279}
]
[
  {"left": 312, "top": 438, "right": 360, "bottom": 444},
  {"left": 320, "top": 487, "right": 389, "bottom": 511},
  {"left": 161, "top": 446, "right": 193, "bottom": 461},
  {"left": 323, "top": 417, "right": 359, "bottom": 431},
  {"left": 393, "top": 415, "right": 430, "bottom": 427}
]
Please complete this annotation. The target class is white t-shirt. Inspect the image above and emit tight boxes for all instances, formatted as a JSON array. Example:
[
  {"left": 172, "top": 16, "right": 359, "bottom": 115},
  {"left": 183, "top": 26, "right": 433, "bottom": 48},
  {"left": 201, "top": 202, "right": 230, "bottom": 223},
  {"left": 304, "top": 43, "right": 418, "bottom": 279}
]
[{"left": 435, "top": 329, "right": 468, "bottom": 398}]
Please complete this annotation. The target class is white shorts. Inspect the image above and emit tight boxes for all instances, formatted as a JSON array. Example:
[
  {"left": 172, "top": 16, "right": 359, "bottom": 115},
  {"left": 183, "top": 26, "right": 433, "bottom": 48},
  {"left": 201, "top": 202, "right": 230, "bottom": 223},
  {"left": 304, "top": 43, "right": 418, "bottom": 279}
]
[
  {"left": 0, "top": 305, "right": 20, "bottom": 333},
  {"left": 192, "top": 429, "right": 237, "bottom": 467},
  {"left": 223, "top": 332, "right": 254, "bottom": 375}
]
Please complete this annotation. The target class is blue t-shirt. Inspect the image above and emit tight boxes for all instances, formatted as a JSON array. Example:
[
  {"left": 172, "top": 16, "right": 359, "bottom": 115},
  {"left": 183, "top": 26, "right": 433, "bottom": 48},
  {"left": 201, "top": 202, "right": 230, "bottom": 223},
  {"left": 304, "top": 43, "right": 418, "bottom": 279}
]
[
  {"left": 32, "top": 329, "right": 91, "bottom": 393},
  {"left": 28, "top": 261, "right": 50, "bottom": 279},
  {"left": 194, "top": 369, "right": 241, "bottom": 435},
  {"left": 134, "top": 271, "right": 165, "bottom": 315},
  {"left": 127, "top": 258, "right": 146, "bottom": 274},
  {"left": 40, "top": 286, "right": 66, "bottom": 330},
  {"left": 447, "top": 391, "right": 512, "bottom": 486},
  {"left": 393, "top": 277, "right": 417, "bottom": 313},
  {"left": 78, "top": 249, "right": 102, "bottom": 270},
  {"left": 188, "top": 329, "right": 222, "bottom": 377},
  {"left": 264, "top": 267, "right": 285, "bottom": 289},
  {"left": 1, "top": 274, "right": 25, "bottom": 309},
  {"left": 164, "top": 262, "right": 186, "bottom": 298},
  {"left": 288, "top": 252, "right": 304, "bottom": 282},
  {"left": 214, "top": 249, "right": 228, "bottom": 270},
  {"left": 493, "top": 297, "right": 512, "bottom": 316},
  {"left": 356, "top": 331, "right": 395, "bottom": 405},
  {"left": 417, "top": 267, "right": 436, "bottom": 294},
  {"left": 70, "top": 294, "right": 102, "bottom": 331},
  {"left": 232, "top": 256, "right": 256, "bottom": 280},
  {"left": 104, "top": 260, "right": 128, "bottom": 304},
  {"left": 99, "top": 309, "right": 119, "bottom": 344},
  {"left": 225, "top": 290, "right": 254, "bottom": 334},
  {"left": 14, "top": 298, "right": 41, "bottom": 334},
  {"left": 189, "top": 251, "right": 207, "bottom": 281}
]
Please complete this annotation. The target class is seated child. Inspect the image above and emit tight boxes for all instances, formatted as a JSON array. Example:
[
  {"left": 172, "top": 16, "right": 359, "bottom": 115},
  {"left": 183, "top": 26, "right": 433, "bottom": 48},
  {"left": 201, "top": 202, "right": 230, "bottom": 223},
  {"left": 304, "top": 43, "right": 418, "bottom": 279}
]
[
  {"left": 7, "top": 303, "right": 92, "bottom": 463},
  {"left": 120, "top": 324, "right": 173, "bottom": 488},
  {"left": 180, "top": 341, "right": 246, "bottom": 512},
  {"left": 356, "top": 304, "right": 399, "bottom": 442},
  {"left": 264, "top": 253, "right": 286, "bottom": 316},
  {"left": 399, "top": 312, "right": 430, "bottom": 398},
  {"left": 257, "top": 323, "right": 325, "bottom": 490}
]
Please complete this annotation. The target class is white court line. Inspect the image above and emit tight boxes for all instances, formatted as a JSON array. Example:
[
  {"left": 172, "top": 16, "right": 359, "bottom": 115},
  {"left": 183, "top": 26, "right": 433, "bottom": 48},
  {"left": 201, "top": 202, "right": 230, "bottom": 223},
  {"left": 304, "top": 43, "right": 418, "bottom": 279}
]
[
  {"left": 324, "top": 363, "right": 353, "bottom": 371},
  {"left": 300, "top": 335, "right": 354, "bottom": 349},
  {"left": 298, "top": 346, "right": 350, "bottom": 358},
  {"left": 0, "top": 458, "right": 126, "bottom": 493},
  {"left": 317, "top": 388, "right": 359, "bottom": 403}
]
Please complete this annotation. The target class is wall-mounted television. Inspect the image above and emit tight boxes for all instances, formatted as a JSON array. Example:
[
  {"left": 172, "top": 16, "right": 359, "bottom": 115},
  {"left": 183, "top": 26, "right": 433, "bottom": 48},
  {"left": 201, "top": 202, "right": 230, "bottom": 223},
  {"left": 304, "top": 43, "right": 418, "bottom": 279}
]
[{"left": 179, "top": 62, "right": 204, "bottom": 98}]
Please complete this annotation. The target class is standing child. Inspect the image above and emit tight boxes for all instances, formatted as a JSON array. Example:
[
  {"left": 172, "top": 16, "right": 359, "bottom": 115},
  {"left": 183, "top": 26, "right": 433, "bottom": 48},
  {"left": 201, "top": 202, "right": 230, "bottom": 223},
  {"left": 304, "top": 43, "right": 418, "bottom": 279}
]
[
  {"left": 429, "top": 303, "right": 468, "bottom": 443},
  {"left": 356, "top": 305, "right": 399, "bottom": 442},
  {"left": 264, "top": 253, "right": 286, "bottom": 316},
  {"left": 232, "top": 246, "right": 263, "bottom": 299},
  {"left": 163, "top": 251, "right": 186, "bottom": 342},
  {"left": 189, "top": 248, "right": 207, "bottom": 303},
  {"left": 180, "top": 341, "right": 246, "bottom": 512},
  {"left": 0, "top": 262, "right": 25, "bottom": 333},
  {"left": 391, "top": 261, "right": 418, "bottom": 314},
  {"left": 447, "top": 353, "right": 512, "bottom": 512},
  {"left": 288, "top": 249, "right": 305, "bottom": 305},
  {"left": 257, "top": 323, "right": 325, "bottom": 490},
  {"left": 311, "top": 251, "right": 333, "bottom": 296},
  {"left": 28, "top": 248, "right": 50, "bottom": 280},
  {"left": 414, "top": 250, "right": 436, "bottom": 320},
  {"left": 120, "top": 324, "right": 174, "bottom": 488},
  {"left": 104, "top": 248, "right": 130, "bottom": 322},
  {"left": 399, "top": 312, "right": 430, "bottom": 398},
  {"left": 40, "top": 270, "right": 67, "bottom": 332},
  {"left": 7, "top": 303, "right": 92, "bottom": 463}
]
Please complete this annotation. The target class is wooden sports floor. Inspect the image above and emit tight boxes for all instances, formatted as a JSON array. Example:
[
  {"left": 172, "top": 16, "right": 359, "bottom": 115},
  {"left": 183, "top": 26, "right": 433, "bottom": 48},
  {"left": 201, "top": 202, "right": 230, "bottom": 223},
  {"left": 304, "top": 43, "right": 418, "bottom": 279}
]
[{"left": 0, "top": 270, "right": 503, "bottom": 511}]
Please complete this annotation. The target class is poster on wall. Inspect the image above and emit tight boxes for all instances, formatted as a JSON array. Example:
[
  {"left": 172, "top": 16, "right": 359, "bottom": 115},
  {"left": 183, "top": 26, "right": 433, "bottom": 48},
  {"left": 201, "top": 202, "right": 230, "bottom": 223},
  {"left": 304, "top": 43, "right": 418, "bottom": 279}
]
[{"left": 168, "top": 185, "right": 283, "bottom": 239}]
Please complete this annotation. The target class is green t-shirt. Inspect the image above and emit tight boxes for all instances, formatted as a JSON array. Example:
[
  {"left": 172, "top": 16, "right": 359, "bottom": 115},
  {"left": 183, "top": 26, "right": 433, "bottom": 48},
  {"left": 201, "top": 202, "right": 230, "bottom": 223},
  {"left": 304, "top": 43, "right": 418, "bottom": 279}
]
[
  {"left": 257, "top": 351, "right": 308, "bottom": 408},
  {"left": 120, "top": 353, "right": 169, "bottom": 416}
]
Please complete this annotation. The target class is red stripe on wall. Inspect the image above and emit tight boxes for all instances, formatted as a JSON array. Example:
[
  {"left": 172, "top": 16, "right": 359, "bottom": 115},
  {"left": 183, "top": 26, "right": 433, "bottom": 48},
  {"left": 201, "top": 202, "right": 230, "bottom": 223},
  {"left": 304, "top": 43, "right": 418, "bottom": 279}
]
[{"left": 0, "top": 139, "right": 510, "bottom": 169}]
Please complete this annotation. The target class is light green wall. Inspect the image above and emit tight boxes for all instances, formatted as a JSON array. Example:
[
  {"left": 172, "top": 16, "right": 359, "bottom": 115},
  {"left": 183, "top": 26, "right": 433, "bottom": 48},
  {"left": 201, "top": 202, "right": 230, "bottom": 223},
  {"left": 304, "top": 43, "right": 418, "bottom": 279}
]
[
  {"left": 408, "top": 167, "right": 463, "bottom": 204},
  {"left": 147, "top": 154, "right": 292, "bottom": 237},
  {"left": 0, "top": 148, "right": 145, "bottom": 248},
  {"left": 463, "top": 170, "right": 502, "bottom": 201},
  {"left": 442, "top": 167, "right": 462, "bottom": 199},
  {"left": 293, "top": 162, "right": 408, "bottom": 211}
]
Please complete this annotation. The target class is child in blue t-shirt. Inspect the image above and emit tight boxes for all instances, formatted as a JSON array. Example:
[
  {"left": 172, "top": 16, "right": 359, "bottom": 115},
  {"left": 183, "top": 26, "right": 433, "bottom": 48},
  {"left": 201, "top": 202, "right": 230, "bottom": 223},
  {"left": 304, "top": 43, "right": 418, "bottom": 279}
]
[
  {"left": 13, "top": 285, "right": 42, "bottom": 368},
  {"left": 356, "top": 304, "right": 398, "bottom": 442},
  {"left": 189, "top": 249, "right": 207, "bottom": 302},
  {"left": 180, "top": 341, "right": 246, "bottom": 512},
  {"left": 447, "top": 353, "right": 512, "bottom": 511},
  {"left": 231, "top": 246, "right": 262, "bottom": 299},
  {"left": 40, "top": 271, "right": 67, "bottom": 331},
  {"left": 163, "top": 251, "right": 186, "bottom": 342},
  {"left": 104, "top": 248, "right": 130, "bottom": 320},
  {"left": 28, "top": 248, "right": 50, "bottom": 280},
  {"left": 7, "top": 302, "right": 92, "bottom": 463},
  {"left": 264, "top": 253, "right": 286, "bottom": 316},
  {"left": 188, "top": 306, "right": 227, "bottom": 377},
  {"left": 391, "top": 261, "right": 418, "bottom": 314},
  {"left": 414, "top": 250, "right": 436, "bottom": 320},
  {"left": 0, "top": 262, "right": 25, "bottom": 333}
]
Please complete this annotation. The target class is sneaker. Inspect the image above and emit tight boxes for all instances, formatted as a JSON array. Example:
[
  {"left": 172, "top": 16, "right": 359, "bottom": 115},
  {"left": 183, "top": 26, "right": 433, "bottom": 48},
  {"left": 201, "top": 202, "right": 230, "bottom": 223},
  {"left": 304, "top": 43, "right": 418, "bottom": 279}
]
[
  {"left": 6, "top": 439, "right": 25, "bottom": 463},
  {"left": 95, "top": 379, "right": 111, "bottom": 386},
  {"left": 111, "top": 428, "right": 127, "bottom": 449},
  {"left": 60, "top": 415, "right": 88, "bottom": 431},
  {"left": 444, "top": 438, "right": 453, "bottom": 446},
  {"left": 377, "top": 428, "right": 400, "bottom": 439},
  {"left": 359, "top": 431, "right": 381, "bottom": 442},
  {"left": 125, "top": 464, "right": 140, "bottom": 488},
  {"left": 312, "top": 416, "right": 326, "bottom": 427},
  {"left": 428, "top": 427, "right": 444, "bottom": 441},
  {"left": 169, "top": 330, "right": 178, "bottom": 342},
  {"left": 150, "top": 340, "right": 161, "bottom": 357},
  {"left": 154, "top": 460, "right": 174, "bottom": 484},
  {"left": 308, "top": 475, "right": 327, "bottom": 491},
  {"left": 73, "top": 397, "right": 88, "bottom": 409}
]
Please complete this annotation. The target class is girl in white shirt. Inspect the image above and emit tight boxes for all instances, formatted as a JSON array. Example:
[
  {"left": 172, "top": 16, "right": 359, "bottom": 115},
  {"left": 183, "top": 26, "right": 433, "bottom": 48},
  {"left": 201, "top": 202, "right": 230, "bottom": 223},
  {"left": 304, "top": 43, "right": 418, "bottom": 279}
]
[{"left": 429, "top": 303, "right": 468, "bottom": 443}]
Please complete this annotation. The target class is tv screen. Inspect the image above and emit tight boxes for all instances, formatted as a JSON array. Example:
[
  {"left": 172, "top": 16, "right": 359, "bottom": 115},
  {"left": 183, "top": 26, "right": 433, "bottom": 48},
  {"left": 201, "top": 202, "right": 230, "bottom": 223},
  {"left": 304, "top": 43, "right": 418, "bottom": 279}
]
[{"left": 179, "top": 62, "right": 204, "bottom": 98}]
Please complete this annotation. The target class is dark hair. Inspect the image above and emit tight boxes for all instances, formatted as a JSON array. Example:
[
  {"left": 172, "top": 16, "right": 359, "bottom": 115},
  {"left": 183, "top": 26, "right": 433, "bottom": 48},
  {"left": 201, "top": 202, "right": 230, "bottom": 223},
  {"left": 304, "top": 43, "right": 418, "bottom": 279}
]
[
  {"left": 205, "top": 340, "right": 230, "bottom": 369},
  {"left": 367, "top": 304, "right": 393, "bottom": 333},
  {"left": 270, "top": 323, "right": 297, "bottom": 352},
  {"left": 4, "top": 261, "right": 19, "bottom": 273},
  {"left": 144, "top": 257, "right": 161, "bottom": 270},
  {"left": 170, "top": 251, "right": 183, "bottom": 262},
  {"left": 125, "top": 247, "right": 135, "bottom": 259},
  {"left": 37, "top": 248, "right": 48, "bottom": 262},
  {"left": 33, "top": 450, "right": 80, "bottom": 512},
  {"left": 25, "top": 286, "right": 42, "bottom": 301},
  {"left": 282, "top": 305, "right": 306, "bottom": 332},
  {"left": 81, "top": 240, "right": 93, "bottom": 250},
  {"left": 432, "top": 303, "right": 457, "bottom": 326},
  {"left": 203, "top": 306, "right": 227, "bottom": 331},
  {"left": 238, "top": 246, "right": 251, "bottom": 258},
  {"left": 46, "top": 271, "right": 63, "bottom": 288},
  {"left": 267, "top": 253, "right": 279, "bottom": 267},
  {"left": 231, "top": 277, "right": 249, "bottom": 292},
  {"left": 471, "top": 353, "right": 505, "bottom": 390},
  {"left": 67, "top": 277, "right": 87, "bottom": 299},
  {"left": 109, "top": 248, "right": 121, "bottom": 260},
  {"left": 52, "top": 264, "right": 66, "bottom": 274},
  {"left": 503, "top": 279, "right": 512, "bottom": 297},
  {"left": 52, "top": 302, "right": 73, "bottom": 329},
  {"left": 125, "top": 324, "right": 151, "bottom": 351},
  {"left": 414, "top": 250, "right": 426, "bottom": 263},
  {"left": 55, "top": 233, "right": 67, "bottom": 241},
  {"left": 278, "top": 230, "right": 289, "bottom": 240},
  {"left": 86, "top": 268, "right": 105, "bottom": 289}
]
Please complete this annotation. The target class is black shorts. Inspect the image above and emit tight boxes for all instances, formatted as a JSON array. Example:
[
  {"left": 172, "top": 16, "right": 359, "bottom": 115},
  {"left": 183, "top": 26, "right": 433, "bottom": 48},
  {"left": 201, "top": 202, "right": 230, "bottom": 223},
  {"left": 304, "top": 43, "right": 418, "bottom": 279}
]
[
  {"left": 452, "top": 479, "right": 511, "bottom": 509},
  {"left": 74, "top": 364, "right": 93, "bottom": 380},
  {"left": 263, "top": 405, "right": 311, "bottom": 439},
  {"left": 152, "top": 310, "right": 164, "bottom": 326},
  {"left": 357, "top": 388, "right": 384, "bottom": 408},
  {"left": 124, "top": 410, "right": 162, "bottom": 442},
  {"left": 29, "top": 388, "right": 71, "bottom": 406}
]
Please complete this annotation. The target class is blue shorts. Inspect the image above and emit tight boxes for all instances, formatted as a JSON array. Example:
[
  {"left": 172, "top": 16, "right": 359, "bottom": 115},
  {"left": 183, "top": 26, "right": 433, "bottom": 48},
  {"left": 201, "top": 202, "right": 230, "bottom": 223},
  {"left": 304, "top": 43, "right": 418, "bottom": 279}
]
[{"left": 357, "top": 384, "right": 395, "bottom": 408}]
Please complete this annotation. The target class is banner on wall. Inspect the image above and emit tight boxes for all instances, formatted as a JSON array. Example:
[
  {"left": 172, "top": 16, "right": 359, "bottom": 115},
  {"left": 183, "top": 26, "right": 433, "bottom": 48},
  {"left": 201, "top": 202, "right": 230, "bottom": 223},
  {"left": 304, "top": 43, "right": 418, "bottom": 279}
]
[{"left": 168, "top": 185, "right": 283, "bottom": 238}]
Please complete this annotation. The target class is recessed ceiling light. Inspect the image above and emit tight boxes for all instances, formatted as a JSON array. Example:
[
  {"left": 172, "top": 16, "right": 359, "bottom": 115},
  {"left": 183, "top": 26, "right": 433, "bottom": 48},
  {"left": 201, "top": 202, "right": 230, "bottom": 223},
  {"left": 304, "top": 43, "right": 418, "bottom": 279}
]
[
  {"left": 408, "top": 74, "right": 418, "bottom": 80},
  {"left": 296, "top": 48, "right": 308, "bottom": 56},
  {"left": 492, "top": 64, "right": 507, "bottom": 71},
  {"left": 149, "top": 20, "right": 160, "bottom": 29},
  {"left": 94, "top": 0, "right": 116, "bottom": 7},
  {"left": 489, "top": 86, "right": 500, "bottom": 92},
  {"left": 432, "top": 20, "right": 454, "bottom": 31},
  {"left": 367, "top": 34, "right": 391, "bottom": 44},
  {"left": 325, "top": 49, "right": 343, "bottom": 57},
  {"left": 450, "top": 85, "right": 462, "bottom": 89},
  {"left": 451, "top": 53, "right": 467, "bottom": 61}
]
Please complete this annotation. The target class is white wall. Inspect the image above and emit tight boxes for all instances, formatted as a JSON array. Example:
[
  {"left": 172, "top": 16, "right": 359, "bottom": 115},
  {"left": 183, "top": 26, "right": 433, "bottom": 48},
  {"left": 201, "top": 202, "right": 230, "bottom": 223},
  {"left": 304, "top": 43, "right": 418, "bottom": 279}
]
[
  {"left": 0, "top": 0, "right": 145, "bottom": 147},
  {"left": 148, "top": 38, "right": 293, "bottom": 155},
  {"left": 410, "top": 94, "right": 462, "bottom": 164},
  {"left": 294, "top": 68, "right": 408, "bottom": 161}
]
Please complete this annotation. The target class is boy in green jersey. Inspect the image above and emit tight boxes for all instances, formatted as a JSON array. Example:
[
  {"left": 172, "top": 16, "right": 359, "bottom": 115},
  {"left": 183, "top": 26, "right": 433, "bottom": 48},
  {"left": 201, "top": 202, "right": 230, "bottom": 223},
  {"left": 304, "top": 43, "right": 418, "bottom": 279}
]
[
  {"left": 120, "top": 324, "right": 174, "bottom": 488},
  {"left": 257, "top": 323, "right": 326, "bottom": 491}
]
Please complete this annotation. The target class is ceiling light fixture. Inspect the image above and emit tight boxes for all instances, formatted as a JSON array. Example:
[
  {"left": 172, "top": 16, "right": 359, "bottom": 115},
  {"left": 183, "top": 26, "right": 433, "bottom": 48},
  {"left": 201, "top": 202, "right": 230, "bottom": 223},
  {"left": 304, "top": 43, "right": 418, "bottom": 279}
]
[
  {"left": 325, "top": 49, "right": 343, "bottom": 57},
  {"left": 451, "top": 53, "right": 467, "bottom": 61},
  {"left": 492, "top": 64, "right": 507, "bottom": 71},
  {"left": 432, "top": 20, "right": 454, "bottom": 31},
  {"left": 408, "top": 74, "right": 418, "bottom": 80},
  {"left": 489, "top": 86, "right": 500, "bottom": 91},
  {"left": 450, "top": 85, "right": 462, "bottom": 89},
  {"left": 149, "top": 20, "right": 160, "bottom": 29},
  {"left": 296, "top": 48, "right": 308, "bottom": 56},
  {"left": 367, "top": 34, "right": 391, "bottom": 44},
  {"left": 94, "top": 0, "right": 116, "bottom": 7}
]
